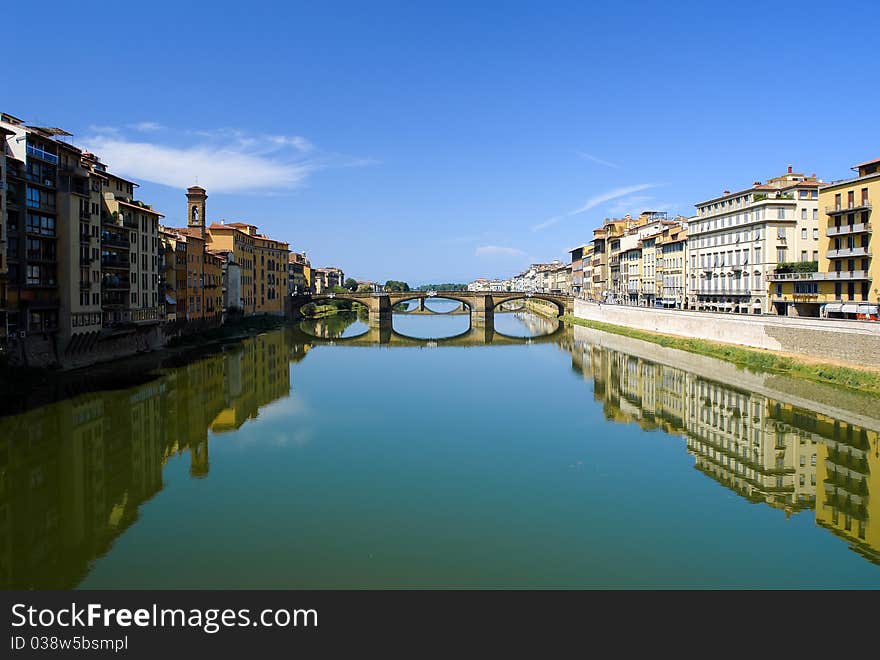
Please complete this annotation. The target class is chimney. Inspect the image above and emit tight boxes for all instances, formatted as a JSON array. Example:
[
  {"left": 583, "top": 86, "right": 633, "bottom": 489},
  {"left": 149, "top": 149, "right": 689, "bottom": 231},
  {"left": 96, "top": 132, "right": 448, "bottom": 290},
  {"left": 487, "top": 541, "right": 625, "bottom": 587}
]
[
  {"left": 787, "top": 164, "right": 793, "bottom": 174},
  {"left": 753, "top": 181, "right": 761, "bottom": 186},
  {"left": 723, "top": 190, "right": 730, "bottom": 196}
]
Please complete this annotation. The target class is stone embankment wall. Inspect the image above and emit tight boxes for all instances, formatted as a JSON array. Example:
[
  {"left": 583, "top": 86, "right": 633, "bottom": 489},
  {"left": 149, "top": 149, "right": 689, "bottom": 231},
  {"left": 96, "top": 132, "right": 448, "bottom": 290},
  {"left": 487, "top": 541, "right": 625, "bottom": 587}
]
[
  {"left": 573, "top": 299, "right": 880, "bottom": 367},
  {"left": 5, "top": 325, "right": 168, "bottom": 370}
]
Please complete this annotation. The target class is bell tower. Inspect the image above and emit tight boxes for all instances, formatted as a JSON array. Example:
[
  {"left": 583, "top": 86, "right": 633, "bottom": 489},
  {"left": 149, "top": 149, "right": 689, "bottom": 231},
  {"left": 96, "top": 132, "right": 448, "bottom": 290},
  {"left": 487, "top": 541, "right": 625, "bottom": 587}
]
[{"left": 186, "top": 185, "right": 207, "bottom": 237}]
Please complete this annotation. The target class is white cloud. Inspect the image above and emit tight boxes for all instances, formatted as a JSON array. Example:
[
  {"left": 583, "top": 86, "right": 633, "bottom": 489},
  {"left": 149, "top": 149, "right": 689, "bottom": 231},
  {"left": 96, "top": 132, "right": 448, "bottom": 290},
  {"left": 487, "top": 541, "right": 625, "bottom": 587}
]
[
  {"left": 129, "top": 121, "right": 164, "bottom": 132},
  {"left": 475, "top": 245, "right": 526, "bottom": 257},
  {"left": 84, "top": 135, "right": 314, "bottom": 193},
  {"left": 577, "top": 151, "right": 620, "bottom": 169},
  {"left": 268, "top": 135, "right": 313, "bottom": 152},
  {"left": 607, "top": 195, "right": 654, "bottom": 215},
  {"left": 533, "top": 183, "right": 660, "bottom": 231}
]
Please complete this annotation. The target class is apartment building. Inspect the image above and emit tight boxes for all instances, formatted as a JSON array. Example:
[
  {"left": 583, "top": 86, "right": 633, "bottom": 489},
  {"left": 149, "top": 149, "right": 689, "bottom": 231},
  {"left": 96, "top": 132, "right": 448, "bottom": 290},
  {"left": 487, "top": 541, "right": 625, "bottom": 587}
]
[
  {"left": 656, "top": 223, "right": 688, "bottom": 309},
  {"left": 689, "top": 166, "right": 820, "bottom": 314},
  {"left": 0, "top": 126, "right": 10, "bottom": 341},
  {"left": 206, "top": 221, "right": 257, "bottom": 314},
  {"left": 288, "top": 251, "right": 311, "bottom": 294},
  {"left": 312, "top": 267, "right": 344, "bottom": 293},
  {"left": 96, "top": 167, "right": 163, "bottom": 327},
  {"left": 568, "top": 244, "right": 593, "bottom": 296},
  {"left": 771, "top": 159, "right": 878, "bottom": 319},
  {"left": 1, "top": 114, "right": 64, "bottom": 338}
]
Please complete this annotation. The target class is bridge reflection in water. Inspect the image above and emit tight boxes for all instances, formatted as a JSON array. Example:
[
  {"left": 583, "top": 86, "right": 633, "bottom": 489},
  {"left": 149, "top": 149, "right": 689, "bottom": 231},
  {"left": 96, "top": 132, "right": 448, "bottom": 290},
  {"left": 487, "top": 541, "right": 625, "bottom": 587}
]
[
  {"left": 298, "top": 310, "right": 564, "bottom": 346},
  {"left": 0, "top": 315, "right": 879, "bottom": 588}
]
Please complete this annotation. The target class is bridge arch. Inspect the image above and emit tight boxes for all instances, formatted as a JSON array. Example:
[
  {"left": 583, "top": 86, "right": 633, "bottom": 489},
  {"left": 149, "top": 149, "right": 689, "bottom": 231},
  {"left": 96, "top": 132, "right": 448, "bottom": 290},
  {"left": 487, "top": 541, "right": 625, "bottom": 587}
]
[
  {"left": 489, "top": 294, "right": 567, "bottom": 317},
  {"left": 392, "top": 294, "right": 472, "bottom": 313}
]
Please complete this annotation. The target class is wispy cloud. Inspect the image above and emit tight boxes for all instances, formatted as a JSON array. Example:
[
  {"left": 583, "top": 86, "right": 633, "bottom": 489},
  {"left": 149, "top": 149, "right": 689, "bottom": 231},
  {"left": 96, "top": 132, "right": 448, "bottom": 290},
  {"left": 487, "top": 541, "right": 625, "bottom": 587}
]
[
  {"left": 475, "top": 245, "right": 526, "bottom": 257},
  {"left": 82, "top": 125, "right": 372, "bottom": 194},
  {"left": 576, "top": 151, "right": 620, "bottom": 169},
  {"left": 84, "top": 136, "right": 313, "bottom": 193},
  {"left": 533, "top": 183, "right": 660, "bottom": 231},
  {"left": 129, "top": 121, "right": 164, "bottom": 132}
]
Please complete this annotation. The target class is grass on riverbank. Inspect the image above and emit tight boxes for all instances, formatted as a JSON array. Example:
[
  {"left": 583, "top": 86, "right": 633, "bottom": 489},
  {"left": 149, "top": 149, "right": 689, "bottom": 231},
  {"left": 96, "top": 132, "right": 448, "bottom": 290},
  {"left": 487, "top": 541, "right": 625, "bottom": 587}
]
[{"left": 562, "top": 314, "right": 880, "bottom": 396}]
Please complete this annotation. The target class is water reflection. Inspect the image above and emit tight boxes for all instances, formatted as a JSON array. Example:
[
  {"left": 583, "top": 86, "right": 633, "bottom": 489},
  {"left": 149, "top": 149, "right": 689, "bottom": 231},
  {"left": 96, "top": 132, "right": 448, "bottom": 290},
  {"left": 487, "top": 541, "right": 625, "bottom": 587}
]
[
  {"left": 1, "top": 312, "right": 878, "bottom": 588},
  {"left": 0, "top": 332, "right": 295, "bottom": 588},
  {"left": 569, "top": 325, "right": 880, "bottom": 564}
]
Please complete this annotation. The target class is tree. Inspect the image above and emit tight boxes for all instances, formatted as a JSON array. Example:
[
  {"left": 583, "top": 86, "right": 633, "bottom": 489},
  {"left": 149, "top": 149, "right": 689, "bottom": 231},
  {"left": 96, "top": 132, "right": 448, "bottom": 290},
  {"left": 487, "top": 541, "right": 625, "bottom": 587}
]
[
  {"left": 344, "top": 277, "right": 359, "bottom": 291},
  {"left": 384, "top": 280, "right": 410, "bottom": 292}
]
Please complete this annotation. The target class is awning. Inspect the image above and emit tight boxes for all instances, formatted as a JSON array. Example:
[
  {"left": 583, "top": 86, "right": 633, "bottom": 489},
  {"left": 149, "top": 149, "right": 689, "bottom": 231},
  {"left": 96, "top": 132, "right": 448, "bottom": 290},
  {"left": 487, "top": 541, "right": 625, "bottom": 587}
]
[
  {"left": 823, "top": 303, "right": 842, "bottom": 312},
  {"left": 842, "top": 303, "right": 859, "bottom": 314},
  {"left": 858, "top": 304, "right": 879, "bottom": 314}
]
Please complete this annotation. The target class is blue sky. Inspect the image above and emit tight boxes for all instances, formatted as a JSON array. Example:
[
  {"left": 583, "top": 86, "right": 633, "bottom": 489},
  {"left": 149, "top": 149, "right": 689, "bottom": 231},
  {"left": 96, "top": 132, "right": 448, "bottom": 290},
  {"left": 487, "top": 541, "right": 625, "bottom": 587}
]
[{"left": 7, "top": 1, "right": 877, "bottom": 284}]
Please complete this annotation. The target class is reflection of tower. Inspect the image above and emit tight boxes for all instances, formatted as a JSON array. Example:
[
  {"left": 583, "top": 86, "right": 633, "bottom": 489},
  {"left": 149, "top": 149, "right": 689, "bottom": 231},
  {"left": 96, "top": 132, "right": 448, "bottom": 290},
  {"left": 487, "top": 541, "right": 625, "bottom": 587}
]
[
  {"left": 190, "top": 438, "right": 209, "bottom": 478},
  {"left": 186, "top": 185, "right": 207, "bottom": 237}
]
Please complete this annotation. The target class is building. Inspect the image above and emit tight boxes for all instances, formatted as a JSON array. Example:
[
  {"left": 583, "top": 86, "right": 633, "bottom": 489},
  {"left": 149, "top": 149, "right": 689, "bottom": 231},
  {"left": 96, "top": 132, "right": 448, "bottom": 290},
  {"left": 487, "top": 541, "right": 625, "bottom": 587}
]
[
  {"left": 0, "top": 125, "right": 8, "bottom": 342},
  {"left": 0, "top": 114, "right": 163, "bottom": 362},
  {"left": 771, "top": 158, "right": 878, "bottom": 319},
  {"left": 209, "top": 249, "right": 242, "bottom": 314},
  {"left": 311, "top": 267, "right": 344, "bottom": 294},
  {"left": 288, "top": 251, "right": 311, "bottom": 294},
  {"left": 568, "top": 244, "right": 594, "bottom": 297},
  {"left": 656, "top": 223, "right": 688, "bottom": 309},
  {"left": 689, "top": 166, "right": 821, "bottom": 314}
]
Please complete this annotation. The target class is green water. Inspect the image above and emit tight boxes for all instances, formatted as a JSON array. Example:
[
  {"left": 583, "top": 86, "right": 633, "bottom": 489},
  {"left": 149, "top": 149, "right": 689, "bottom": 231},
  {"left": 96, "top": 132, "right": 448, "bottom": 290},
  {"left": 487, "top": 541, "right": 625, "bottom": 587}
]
[{"left": 2, "top": 309, "right": 880, "bottom": 589}]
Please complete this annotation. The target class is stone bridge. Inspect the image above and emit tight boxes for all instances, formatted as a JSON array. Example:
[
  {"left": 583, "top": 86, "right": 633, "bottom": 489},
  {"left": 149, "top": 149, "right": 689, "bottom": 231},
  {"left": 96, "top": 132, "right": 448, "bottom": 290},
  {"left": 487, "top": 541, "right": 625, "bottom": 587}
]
[
  {"left": 288, "top": 317, "right": 569, "bottom": 347},
  {"left": 289, "top": 290, "right": 574, "bottom": 326}
]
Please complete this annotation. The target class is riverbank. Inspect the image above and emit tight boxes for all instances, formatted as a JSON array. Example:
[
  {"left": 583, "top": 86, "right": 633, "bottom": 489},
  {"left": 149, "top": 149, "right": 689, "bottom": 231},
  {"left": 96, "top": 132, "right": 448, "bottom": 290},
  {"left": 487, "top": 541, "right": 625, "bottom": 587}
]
[
  {"left": 562, "top": 314, "right": 880, "bottom": 396},
  {"left": 0, "top": 314, "right": 290, "bottom": 416}
]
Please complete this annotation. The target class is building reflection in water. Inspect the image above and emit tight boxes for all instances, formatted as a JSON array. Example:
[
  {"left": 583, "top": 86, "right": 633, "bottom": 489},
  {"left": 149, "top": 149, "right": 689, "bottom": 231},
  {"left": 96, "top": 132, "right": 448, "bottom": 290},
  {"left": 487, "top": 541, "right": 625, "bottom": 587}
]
[
  {"left": 0, "top": 332, "right": 296, "bottom": 589},
  {"left": 2, "top": 316, "right": 879, "bottom": 589},
  {"left": 571, "top": 330, "right": 880, "bottom": 565}
]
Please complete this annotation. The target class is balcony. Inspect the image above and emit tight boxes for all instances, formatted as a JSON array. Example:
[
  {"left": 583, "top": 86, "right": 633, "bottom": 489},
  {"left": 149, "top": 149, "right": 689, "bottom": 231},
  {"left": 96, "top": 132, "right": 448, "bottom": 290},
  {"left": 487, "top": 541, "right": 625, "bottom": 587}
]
[
  {"left": 26, "top": 143, "right": 59, "bottom": 165},
  {"left": 827, "top": 222, "right": 871, "bottom": 237},
  {"left": 769, "top": 271, "right": 823, "bottom": 282},
  {"left": 101, "top": 233, "right": 130, "bottom": 249},
  {"left": 79, "top": 281, "right": 91, "bottom": 290},
  {"left": 826, "top": 246, "right": 871, "bottom": 259},
  {"left": 826, "top": 201, "right": 871, "bottom": 216},
  {"left": 101, "top": 257, "right": 130, "bottom": 270},
  {"left": 823, "top": 270, "right": 871, "bottom": 281},
  {"left": 101, "top": 281, "right": 130, "bottom": 291}
]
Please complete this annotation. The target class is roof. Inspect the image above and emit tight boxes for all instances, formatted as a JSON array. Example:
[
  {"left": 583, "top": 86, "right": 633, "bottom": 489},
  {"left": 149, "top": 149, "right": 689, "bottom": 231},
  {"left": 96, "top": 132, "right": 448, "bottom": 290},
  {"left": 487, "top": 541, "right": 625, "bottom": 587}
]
[{"left": 852, "top": 157, "right": 880, "bottom": 170}]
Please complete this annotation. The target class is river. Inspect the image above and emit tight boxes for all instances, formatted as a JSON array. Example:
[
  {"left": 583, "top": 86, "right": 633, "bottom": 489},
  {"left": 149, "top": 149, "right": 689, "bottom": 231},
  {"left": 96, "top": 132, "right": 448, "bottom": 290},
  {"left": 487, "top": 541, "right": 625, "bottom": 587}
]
[{"left": 2, "top": 305, "right": 879, "bottom": 588}]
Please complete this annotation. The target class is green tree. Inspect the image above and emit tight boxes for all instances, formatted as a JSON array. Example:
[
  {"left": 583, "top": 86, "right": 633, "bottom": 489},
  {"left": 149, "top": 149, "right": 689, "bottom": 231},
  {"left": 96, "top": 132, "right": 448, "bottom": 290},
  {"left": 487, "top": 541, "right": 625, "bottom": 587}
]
[
  {"left": 384, "top": 280, "right": 410, "bottom": 292},
  {"left": 344, "top": 277, "right": 359, "bottom": 291}
]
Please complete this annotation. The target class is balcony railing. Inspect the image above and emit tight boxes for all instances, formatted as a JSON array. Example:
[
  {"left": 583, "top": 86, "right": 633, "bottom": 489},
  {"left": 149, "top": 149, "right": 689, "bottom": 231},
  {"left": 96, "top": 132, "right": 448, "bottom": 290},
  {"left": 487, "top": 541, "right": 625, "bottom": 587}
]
[
  {"left": 824, "top": 270, "right": 871, "bottom": 281},
  {"left": 827, "top": 222, "right": 871, "bottom": 237},
  {"left": 827, "top": 247, "right": 871, "bottom": 259},
  {"left": 26, "top": 143, "right": 59, "bottom": 164},
  {"left": 101, "top": 257, "right": 130, "bottom": 270},
  {"left": 826, "top": 201, "right": 871, "bottom": 216},
  {"left": 101, "top": 234, "right": 130, "bottom": 249}
]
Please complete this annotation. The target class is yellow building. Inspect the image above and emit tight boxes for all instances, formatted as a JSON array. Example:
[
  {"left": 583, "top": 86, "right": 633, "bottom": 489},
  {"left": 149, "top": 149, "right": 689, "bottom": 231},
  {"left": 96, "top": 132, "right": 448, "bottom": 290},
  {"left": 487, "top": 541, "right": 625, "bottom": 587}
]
[{"left": 770, "top": 159, "right": 877, "bottom": 318}]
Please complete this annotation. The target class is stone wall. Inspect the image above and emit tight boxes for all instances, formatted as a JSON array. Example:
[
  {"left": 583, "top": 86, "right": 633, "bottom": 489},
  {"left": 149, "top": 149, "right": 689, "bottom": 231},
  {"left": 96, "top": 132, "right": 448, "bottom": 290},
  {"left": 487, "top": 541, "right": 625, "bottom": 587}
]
[{"left": 573, "top": 298, "right": 880, "bottom": 367}]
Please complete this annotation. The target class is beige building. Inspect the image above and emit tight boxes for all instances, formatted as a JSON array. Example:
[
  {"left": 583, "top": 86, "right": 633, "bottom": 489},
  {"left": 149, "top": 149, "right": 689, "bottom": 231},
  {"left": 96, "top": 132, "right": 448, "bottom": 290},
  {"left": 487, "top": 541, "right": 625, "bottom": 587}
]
[
  {"left": 689, "top": 166, "right": 821, "bottom": 314},
  {"left": 656, "top": 223, "right": 688, "bottom": 308},
  {"left": 771, "top": 158, "right": 878, "bottom": 318}
]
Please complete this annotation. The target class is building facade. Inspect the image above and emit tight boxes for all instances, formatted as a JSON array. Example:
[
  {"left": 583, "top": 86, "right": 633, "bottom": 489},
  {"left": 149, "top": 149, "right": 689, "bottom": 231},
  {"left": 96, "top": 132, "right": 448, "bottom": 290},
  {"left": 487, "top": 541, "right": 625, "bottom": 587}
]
[
  {"left": 771, "top": 159, "right": 878, "bottom": 319},
  {"left": 689, "top": 167, "right": 820, "bottom": 314}
]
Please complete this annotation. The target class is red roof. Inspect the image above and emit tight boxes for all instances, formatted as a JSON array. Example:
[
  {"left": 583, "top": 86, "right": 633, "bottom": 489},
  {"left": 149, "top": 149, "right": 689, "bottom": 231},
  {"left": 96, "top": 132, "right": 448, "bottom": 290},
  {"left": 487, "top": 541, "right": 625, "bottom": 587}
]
[{"left": 853, "top": 157, "right": 880, "bottom": 169}]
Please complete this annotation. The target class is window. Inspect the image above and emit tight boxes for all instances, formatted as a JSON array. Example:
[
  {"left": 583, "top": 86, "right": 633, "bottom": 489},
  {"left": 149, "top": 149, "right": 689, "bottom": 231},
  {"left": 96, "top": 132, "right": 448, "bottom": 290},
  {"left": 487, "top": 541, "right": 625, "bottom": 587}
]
[
  {"left": 801, "top": 250, "right": 808, "bottom": 262},
  {"left": 777, "top": 248, "right": 786, "bottom": 262},
  {"left": 777, "top": 227, "right": 786, "bottom": 239},
  {"left": 813, "top": 228, "right": 818, "bottom": 240},
  {"left": 801, "top": 209, "right": 807, "bottom": 221},
  {"left": 801, "top": 228, "right": 807, "bottom": 239},
  {"left": 813, "top": 250, "right": 818, "bottom": 261},
  {"left": 777, "top": 208, "right": 785, "bottom": 220}
]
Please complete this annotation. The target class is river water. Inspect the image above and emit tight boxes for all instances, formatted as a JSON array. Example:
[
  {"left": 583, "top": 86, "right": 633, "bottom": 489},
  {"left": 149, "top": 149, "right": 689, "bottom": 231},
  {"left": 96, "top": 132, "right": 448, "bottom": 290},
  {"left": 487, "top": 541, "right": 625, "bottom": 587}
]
[{"left": 2, "top": 305, "right": 879, "bottom": 588}]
